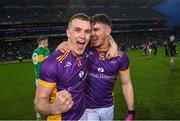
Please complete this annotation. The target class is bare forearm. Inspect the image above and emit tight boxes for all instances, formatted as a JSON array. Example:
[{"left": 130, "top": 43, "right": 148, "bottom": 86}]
[
  {"left": 106, "top": 36, "right": 119, "bottom": 59},
  {"left": 109, "top": 36, "right": 118, "bottom": 48},
  {"left": 36, "top": 98, "right": 57, "bottom": 115},
  {"left": 122, "top": 81, "right": 134, "bottom": 110}
]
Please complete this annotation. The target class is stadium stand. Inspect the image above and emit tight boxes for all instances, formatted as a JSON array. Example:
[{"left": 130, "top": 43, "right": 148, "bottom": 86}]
[
  {"left": 69, "top": 5, "right": 88, "bottom": 16},
  {"left": 0, "top": 0, "right": 167, "bottom": 23},
  {"left": 0, "top": 0, "right": 173, "bottom": 63},
  {"left": 26, "top": 5, "right": 46, "bottom": 22},
  {"left": 88, "top": 5, "right": 108, "bottom": 16},
  {"left": 0, "top": 30, "right": 168, "bottom": 63},
  {"left": 47, "top": 5, "right": 67, "bottom": 22},
  {"left": 0, "top": 38, "right": 64, "bottom": 63}
]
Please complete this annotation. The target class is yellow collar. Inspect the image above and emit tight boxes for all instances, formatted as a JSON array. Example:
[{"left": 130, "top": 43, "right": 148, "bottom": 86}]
[{"left": 96, "top": 48, "right": 109, "bottom": 52}]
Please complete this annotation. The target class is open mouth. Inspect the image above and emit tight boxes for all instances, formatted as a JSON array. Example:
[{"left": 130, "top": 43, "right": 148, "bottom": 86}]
[{"left": 76, "top": 41, "right": 85, "bottom": 49}]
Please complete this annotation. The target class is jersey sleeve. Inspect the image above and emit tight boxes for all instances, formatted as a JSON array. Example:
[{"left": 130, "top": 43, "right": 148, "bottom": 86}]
[
  {"left": 118, "top": 53, "right": 129, "bottom": 73},
  {"left": 39, "top": 56, "right": 57, "bottom": 87}
]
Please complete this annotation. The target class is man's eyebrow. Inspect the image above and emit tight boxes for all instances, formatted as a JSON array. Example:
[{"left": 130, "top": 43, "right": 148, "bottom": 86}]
[
  {"left": 93, "top": 27, "right": 99, "bottom": 30},
  {"left": 85, "top": 29, "right": 91, "bottom": 32}
]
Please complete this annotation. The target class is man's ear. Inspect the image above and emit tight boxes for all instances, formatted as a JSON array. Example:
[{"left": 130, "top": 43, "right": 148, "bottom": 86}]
[
  {"left": 105, "top": 26, "right": 111, "bottom": 36},
  {"left": 66, "top": 29, "right": 70, "bottom": 38},
  {"left": 42, "top": 40, "right": 46, "bottom": 46}
]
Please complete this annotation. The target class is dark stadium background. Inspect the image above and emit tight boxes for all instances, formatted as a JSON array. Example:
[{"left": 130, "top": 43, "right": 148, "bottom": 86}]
[{"left": 0, "top": 0, "right": 179, "bottom": 120}]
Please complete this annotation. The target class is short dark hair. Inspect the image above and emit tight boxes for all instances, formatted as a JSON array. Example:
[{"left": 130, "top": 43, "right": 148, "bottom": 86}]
[
  {"left": 90, "top": 13, "right": 111, "bottom": 27},
  {"left": 37, "top": 36, "right": 48, "bottom": 44},
  {"left": 68, "top": 13, "right": 90, "bottom": 28}
]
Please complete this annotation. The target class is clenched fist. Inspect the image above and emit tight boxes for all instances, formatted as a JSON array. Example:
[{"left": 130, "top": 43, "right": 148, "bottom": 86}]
[{"left": 52, "top": 90, "right": 74, "bottom": 114}]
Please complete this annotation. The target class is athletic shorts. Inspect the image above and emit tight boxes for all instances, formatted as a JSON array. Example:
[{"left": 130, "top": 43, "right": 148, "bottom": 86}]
[{"left": 80, "top": 105, "right": 114, "bottom": 121}]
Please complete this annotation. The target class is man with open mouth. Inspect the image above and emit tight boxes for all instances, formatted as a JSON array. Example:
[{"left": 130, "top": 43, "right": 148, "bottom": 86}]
[{"left": 35, "top": 13, "right": 91, "bottom": 121}]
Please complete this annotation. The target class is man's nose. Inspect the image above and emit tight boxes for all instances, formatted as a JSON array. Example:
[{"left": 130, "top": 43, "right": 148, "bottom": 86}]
[{"left": 80, "top": 32, "right": 86, "bottom": 38}]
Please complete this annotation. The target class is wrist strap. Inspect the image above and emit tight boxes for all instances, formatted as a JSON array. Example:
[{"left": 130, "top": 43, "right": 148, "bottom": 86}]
[{"left": 128, "top": 110, "right": 135, "bottom": 115}]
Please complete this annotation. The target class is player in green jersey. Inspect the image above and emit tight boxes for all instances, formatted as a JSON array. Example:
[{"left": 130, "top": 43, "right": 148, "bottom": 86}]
[{"left": 32, "top": 36, "right": 50, "bottom": 120}]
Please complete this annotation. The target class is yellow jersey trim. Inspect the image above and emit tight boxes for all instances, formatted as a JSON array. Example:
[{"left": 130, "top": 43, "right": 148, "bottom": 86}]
[
  {"left": 38, "top": 55, "right": 45, "bottom": 62},
  {"left": 76, "top": 57, "right": 82, "bottom": 67},
  {"left": 49, "top": 88, "right": 57, "bottom": 103},
  {"left": 72, "top": 51, "right": 82, "bottom": 57},
  {"left": 96, "top": 48, "right": 109, "bottom": 52},
  {"left": 39, "top": 80, "right": 56, "bottom": 88},
  {"left": 47, "top": 114, "right": 62, "bottom": 121},
  {"left": 56, "top": 51, "right": 69, "bottom": 63},
  {"left": 119, "top": 68, "right": 130, "bottom": 74}
]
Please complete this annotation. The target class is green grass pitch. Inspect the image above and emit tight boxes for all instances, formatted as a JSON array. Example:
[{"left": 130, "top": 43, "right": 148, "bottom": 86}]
[{"left": 0, "top": 47, "right": 179, "bottom": 120}]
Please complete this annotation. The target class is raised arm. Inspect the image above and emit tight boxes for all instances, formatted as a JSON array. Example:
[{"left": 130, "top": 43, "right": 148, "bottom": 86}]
[
  {"left": 35, "top": 84, "right": 73, "bottom": 115},
  {"left": 55, "top": 41, "right": 71, "bottom": 53},
  {"left": 106, "top": 35, "right": 119, "bottom": 59}
]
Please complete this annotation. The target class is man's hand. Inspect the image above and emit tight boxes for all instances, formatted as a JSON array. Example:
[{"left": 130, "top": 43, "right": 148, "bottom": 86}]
[
  {"left": 106, "top": 35, "right": 119, "bottom": 59},
  {"left": 52, "top": 90, "right": 73, "bottom": 114},
  {"left": 106, "top": 47, "right": 119, "bottom": 59},
  {"left": 124, "top": 110, "right": 135, "bottom": 121},
  {"left": 56, "top": 41, "right": 71, "bottom": 53}
]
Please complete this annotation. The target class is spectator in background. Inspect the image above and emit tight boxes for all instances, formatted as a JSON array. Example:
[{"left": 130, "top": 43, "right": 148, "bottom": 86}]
[
  {"left": 32, "top": 36, "right": 50, "bottom": 120},
  {"left": 147, "top": 41, "right": 153, "bottom": 56},
  {"left": 168, "top": 35, "right": 176, "bottom": 71},
  {"left": 143, "top": 43, "right": 148, "bottom": 55},
  {"left": 163, "top": 40, "right": 169, "bottom": 56},
  {"left": 152, "top": 40, "right": 157, "bottom": 56}
]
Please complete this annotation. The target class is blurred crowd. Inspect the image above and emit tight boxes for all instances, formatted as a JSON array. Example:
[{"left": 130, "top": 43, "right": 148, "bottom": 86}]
[{"left": 1, "top": 31, "right": 179, "bottom": 63}]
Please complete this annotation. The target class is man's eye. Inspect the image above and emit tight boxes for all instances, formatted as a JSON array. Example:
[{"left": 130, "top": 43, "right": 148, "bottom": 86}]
[
  {"left": 85, "top": 30, "right": 91, "bottom": 34},
  {"left": 93, "top": 28, "right": 98, "bottom": 32},
  {"left": 75, "top": 29, "right": 80, "bottom": 32}
]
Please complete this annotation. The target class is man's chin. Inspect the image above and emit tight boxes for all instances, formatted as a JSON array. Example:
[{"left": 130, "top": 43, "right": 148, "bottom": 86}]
[
  {"left": 92, "top": 44, "right": 98, "bottom": 48},
  {"left": 74, "top": 50, "right": 84, "bottom": 56}
]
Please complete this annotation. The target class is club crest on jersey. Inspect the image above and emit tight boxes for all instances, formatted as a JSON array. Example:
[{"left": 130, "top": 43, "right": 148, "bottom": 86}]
[
  {"left": 99, "top": 53, "right": 105, "bottom": 60},
  {"left": 64, "top": 62, "right": 72, "bottom": 67},
  {"left": 97, "top": 67, "right": 104, "bottom": 72},
  {"left": 79, "top": 71, "right": 84, "bottom": 78},
  {"left": 118, "top": 50, "right": 123, "bottom": 57}
]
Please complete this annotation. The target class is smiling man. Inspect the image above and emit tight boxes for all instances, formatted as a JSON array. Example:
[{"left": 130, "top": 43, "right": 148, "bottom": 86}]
[
  {"left": 55, "top": 14, "right": 134, "bottom": 121},
  {"left": 85, "top": 14, "right": 135, "bottom": 121},
  {"left": 35, "top": 13, "right": 91, "bottom": 121}
]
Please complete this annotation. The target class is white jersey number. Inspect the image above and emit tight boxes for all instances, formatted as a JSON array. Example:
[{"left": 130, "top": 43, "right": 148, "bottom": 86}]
[{"left": 32, "top": 53, "right": 38, "bottom": 65}]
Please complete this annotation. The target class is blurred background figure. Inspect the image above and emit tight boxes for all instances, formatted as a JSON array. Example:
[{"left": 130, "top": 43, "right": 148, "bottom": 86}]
[
  {"left": 32, "top": 36, "right": 50, "bottom": 120},
  {"left": 152, "top": 40, "right": 158, "bottom": 55},
  {"left": 163, "top": 39, "right": 169, "bottom": 56},
  {"left": 168, "top": 35, "right": 177, "bottom": 71}
]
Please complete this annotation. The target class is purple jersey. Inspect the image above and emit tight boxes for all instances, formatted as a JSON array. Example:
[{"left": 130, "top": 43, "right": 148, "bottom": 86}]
[
  {"left": 86, "top": 48, "right": 129, "bottom": 108},
  {"left": 39, "top": 50, "right": 88, "bottom": 120}
]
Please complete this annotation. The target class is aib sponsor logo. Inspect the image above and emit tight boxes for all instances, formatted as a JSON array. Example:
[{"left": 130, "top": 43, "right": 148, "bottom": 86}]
[
  {"left": 79, "top": 71, "right": 84, "bottom": 78},
  {"left": 64, "top": 62, "right": 72, "bottom": 67},
  {"left": 97, "top": 67, "right": 104, "bottom": 72}
]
